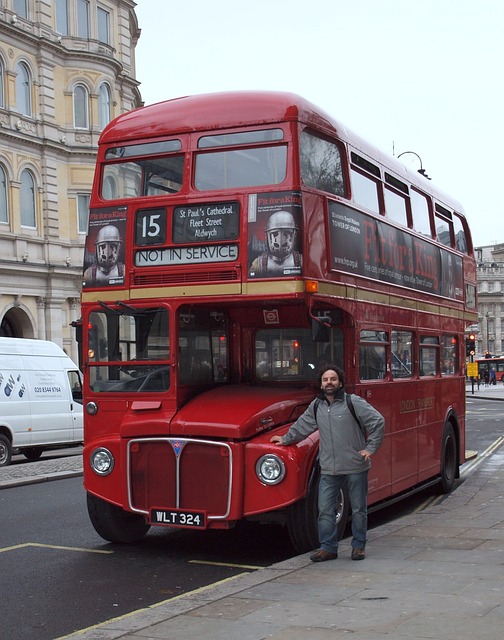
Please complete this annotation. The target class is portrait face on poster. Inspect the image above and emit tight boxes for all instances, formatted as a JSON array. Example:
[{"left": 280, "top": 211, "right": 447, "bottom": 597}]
[
  {"left": 247, "top": 191, "right": 303, "bottom": 278},
  {"left": 82, "top": 207, "right": 127, "bottom": 288}
]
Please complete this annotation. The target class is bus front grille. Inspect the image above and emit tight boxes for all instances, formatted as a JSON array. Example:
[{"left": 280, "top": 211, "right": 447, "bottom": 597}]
[{"left": 127, "top": 438, "right": 232, "bottom": 520}]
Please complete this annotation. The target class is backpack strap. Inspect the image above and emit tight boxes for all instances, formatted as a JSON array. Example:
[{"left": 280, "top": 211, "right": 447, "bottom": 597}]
[{"left": 346, "top": 393, "right": 366, "bottom": 438}]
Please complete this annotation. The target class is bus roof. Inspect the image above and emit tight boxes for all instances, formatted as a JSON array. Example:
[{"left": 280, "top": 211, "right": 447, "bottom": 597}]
[
  {"left": 100, "top": 91, "right": 466, "bottom": 214},
  {"left": 100, "top": 91, "right": 342, "bottom": 142}
]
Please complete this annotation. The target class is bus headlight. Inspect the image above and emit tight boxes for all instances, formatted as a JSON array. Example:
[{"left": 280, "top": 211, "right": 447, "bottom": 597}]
[
  {"left": 256, "top": 454, "right": 286, "bottom": 485},
  {"left": 90, "top": 447, "right": 115, "bottom": 476}
]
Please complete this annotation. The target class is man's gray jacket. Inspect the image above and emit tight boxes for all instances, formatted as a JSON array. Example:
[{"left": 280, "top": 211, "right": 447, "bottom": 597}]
[{"left": 280, "top": 392, "right": 385, "bottom": 475}]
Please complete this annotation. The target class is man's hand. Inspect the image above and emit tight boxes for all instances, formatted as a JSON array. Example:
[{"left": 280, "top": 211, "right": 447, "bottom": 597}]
[
  {"left": 270, "top": 435, "right": 284, "bottom": 445},
  {"left": 359, "top": 449, "right": 372, "bottom": 461}
]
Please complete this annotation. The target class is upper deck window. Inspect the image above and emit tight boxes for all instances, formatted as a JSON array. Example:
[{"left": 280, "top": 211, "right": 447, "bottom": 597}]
[
  {"left": 105, "top": 140, "right": 182, "bottom": 159},
  {"left": 384, "top": 187, "right": 408, "bottom": 227},
  {"left": 350, "top": 152, "right": 381, "bottom": 214},
  {"left": 411, "top": 189, "right": 432, "bottom": 237},
  {"left": 198, "top": 129, "right": 283, "bottom": 148},
  {"left": 350, "top": 169, "right": 380, "bottom": 213},
  {"left": 300, "top": 131, "right": 346, "bottom": 197},
  {"left": 101, "top": 140, "right": 184, "bottom": 200},
  {"left": 453, "top": 213, "right": 469, "bottom": 254},
  {"left": 434, "top": 204, "right": 453, "bottom": 247},
  {"left": 195, "top": 128, "right": 286, "bottom": 191}
]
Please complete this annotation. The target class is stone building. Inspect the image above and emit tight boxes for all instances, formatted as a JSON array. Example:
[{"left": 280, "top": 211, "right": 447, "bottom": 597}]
[
  {"left": 0, "top": 0, "right": 141, "bottom": 363},
  {"left": 475, "top": 243, "right": 504, "bottom": 357}
]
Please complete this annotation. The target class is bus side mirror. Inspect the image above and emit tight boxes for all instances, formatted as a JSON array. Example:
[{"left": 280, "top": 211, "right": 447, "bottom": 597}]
[{"left": 312, "top": 316, "right": 331, "bottom": 342}]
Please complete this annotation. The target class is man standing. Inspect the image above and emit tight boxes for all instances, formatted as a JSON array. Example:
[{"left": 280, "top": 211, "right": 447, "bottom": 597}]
[{"left": 270, "top": 365, "right": 385, "bottom": 562}]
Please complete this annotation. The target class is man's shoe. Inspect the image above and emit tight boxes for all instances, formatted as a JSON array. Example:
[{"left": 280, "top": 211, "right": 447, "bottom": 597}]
[
  {"left": 351, "top": 547, "right": 365, "bottom": 561},
  {"left": 310, "top": 549, "right": 338, "bottom": 562}
]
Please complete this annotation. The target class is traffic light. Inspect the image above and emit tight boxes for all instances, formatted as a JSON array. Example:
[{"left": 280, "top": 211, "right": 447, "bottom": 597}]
[
  {"left": 466, "top": 333, "right": 476, "bottom": 357},
  {"left": 87, "top": 322, "right": 98, "bottom": 359}
]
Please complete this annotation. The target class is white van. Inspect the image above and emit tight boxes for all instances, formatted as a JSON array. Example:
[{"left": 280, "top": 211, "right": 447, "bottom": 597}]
[{"left": 0, "top": 337, "right": 83, "bottom": 466}]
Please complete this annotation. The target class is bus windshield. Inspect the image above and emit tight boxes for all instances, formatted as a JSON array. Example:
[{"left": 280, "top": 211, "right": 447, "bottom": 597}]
[{"left": 88, "top": 307, "right": 170, "bottom": 392}]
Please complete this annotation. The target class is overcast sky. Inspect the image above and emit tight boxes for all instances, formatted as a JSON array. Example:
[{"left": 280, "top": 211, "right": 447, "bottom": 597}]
[{"left": 135, "top": 0, "right": 503, "bottom": 249}]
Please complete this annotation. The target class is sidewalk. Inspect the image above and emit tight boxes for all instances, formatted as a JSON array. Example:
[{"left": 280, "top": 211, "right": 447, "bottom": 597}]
[
  {"left": 467, "top": 380, "right": 504, "bottom": 401},
  {"left": 1, "top": 390, "right": 504, "bottom": 640},
  {"left": 55, "top": 446, "right": 504, "bottom": 640}
]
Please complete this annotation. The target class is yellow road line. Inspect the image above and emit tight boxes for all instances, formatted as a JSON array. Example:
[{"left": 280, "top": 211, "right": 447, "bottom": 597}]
[
  {"left": 189, "top": 559, "right": 264, "bottom": 570},
  {"left": 52, "top": 573, "right": 249, "bottom": 639},
  {"left": 0, "top": 542, "right": 112, "bottom": 555},
  {"left": 461, "top": 435, "right": 504, "bottom": 477}
]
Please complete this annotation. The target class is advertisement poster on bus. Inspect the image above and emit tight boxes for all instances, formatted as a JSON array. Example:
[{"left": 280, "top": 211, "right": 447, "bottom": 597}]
[
  {"left": 328, "top": 202, "right": 464, "bottom": 301},
  {"left": 82, "top": 206, "right": 127, "bottom": 288},
  {"left": 248, "top": 191, "right": 303, "bottom": 278}
]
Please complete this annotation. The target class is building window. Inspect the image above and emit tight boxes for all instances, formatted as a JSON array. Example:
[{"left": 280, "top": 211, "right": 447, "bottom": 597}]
[
  {"left": 98, "top": 83, "right": 111, "bottom": 129},
  {"left": 73, "top": 84, "right": 89, "bottom": 129},
  {"left": 20, "top": 169, "right": 36, "bottom": 228},
  {"left": 77, "top": 0, "right": 90, "bottom": 38},
  {"left": 13, "top": 0, "right": 28, "bottom": 19},
  {"left": 78, "top": 194, "right": 90, "bottom": 233},
  {"left": 15, "top": 62, "right": 32, "bottom": 116},
  {"left": 0, "top": 165, "right": 8, "bottom": 224},
  {"left": 0, "top": 60, "right": 4, "bottom": 107},
  {"left": 55, "top": 0, "right": 69, "bottom": 35},
  {"left": 97, "top": 6, "right": 110, "bottom": 44}
]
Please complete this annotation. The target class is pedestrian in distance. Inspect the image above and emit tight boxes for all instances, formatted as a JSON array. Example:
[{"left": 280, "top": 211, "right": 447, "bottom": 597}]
[{"left": 270, "top": 365, "right": 385, "bottom": 562}]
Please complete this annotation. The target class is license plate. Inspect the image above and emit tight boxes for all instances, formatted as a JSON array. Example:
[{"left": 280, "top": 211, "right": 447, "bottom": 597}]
[{"left": 150, "top": 507, "right": 206, "bottom": 529}]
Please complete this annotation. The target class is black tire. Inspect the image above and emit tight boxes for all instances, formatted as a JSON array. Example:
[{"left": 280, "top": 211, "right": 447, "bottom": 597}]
[
  {"left": 287, "top": 463, "right": 350, "bottom": 553},
  {"left": 0, "top": 434, "right": 12, "bottom": 467},
  {"left": 23, "top": 448, "right": 43, "bottom": 461},
  {"left": 86, "top": 492, "right": 150, "bottom": 543},
  {"left": 439, "top": 422, "right": 457, "bottom": 494}
]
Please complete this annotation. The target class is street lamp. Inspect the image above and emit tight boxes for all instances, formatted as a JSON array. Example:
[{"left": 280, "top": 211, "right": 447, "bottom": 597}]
[{"left": 397, "top": 151, "right": 431, "bottom": 180}]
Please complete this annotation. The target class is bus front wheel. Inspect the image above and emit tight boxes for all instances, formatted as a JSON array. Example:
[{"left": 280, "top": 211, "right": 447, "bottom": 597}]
[
  {"left": 287, "top": 463, "right": 349, "bottom": 553},
  {"left": 440, "top": 423, "right": 457, "bottom": 494},
  {"left": 87, "top": 492, "right": 150, "bottom": 543}
]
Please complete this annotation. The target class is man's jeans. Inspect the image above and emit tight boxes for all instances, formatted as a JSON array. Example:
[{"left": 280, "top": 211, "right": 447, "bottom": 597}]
[{"left": 318, "top": 470, "right": 368, "bottom": 553}]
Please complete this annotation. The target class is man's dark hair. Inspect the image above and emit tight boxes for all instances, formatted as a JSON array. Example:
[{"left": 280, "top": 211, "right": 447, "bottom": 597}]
[{"left": 318, "top": 364, "right": 345, "bottom": 388}]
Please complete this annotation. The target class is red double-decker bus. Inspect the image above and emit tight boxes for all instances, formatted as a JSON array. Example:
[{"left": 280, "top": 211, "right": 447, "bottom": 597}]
[{"left": 80, "top": 91, "right": 477, "bottom": 551}]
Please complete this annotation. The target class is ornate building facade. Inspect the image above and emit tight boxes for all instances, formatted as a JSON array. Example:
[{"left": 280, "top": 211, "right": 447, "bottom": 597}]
[
  {"left": 475, "top": 244, "right": 504, "bottom": 357},
  {"left": 0, "top": 0, "right": 141, "bottom": 363}
]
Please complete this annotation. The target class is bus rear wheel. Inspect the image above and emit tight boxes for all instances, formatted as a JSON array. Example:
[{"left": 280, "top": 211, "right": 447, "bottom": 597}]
[
  {"left": 87, "top": 492, "right": 150, "bottom": 543},
  {"left": 440, "top": 423, "right": 457, "bottom": 494},
  {"left": 287, "top": 463, "right": 349, "bottom": 553}
]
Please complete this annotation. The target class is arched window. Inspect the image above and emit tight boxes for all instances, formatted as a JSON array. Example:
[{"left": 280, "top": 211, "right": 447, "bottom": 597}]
[
  {"left": 0, "top": 165, "right": 8, "bottom": 224},
  {"left": 98, "top": 83, "right": 111, "bottom": 130},
  {"left": 20, "top": 169, "right": 36, "bottom": 228},
  {"left": 16, "top": 62, "right": 32, "bottom": 116},
  {"left": 73, "top": 84, "right": 89, "bottom": 129}
]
